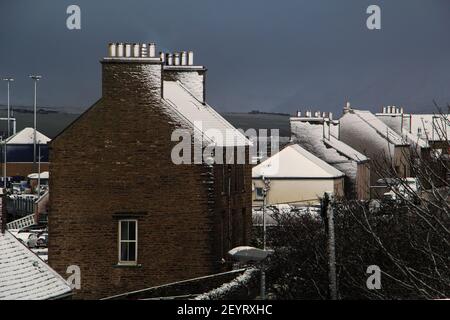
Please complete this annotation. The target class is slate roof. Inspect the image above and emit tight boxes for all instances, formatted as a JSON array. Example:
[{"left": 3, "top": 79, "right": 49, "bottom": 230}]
[{"left": 0, "top": 231, "right": 72, "bottom": 300}]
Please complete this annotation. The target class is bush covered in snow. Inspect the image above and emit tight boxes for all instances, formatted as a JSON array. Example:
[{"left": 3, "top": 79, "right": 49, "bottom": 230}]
[{"left": 195, "top": 268, "right": 259, "bottom": 300}]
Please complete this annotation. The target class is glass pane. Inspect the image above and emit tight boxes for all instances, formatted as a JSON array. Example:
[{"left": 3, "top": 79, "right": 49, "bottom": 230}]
[
  {"left": 121, "top": 221, "right": 129, "bottom": 240},
  {"left": 128, "top": 242, "right": 136, "bottom": 261},
  {"left": 120, "top": 242, "right": 128, "bottom": 261},
  {"left": 128, "top": 221, "right": 136, "bottom": 241}
]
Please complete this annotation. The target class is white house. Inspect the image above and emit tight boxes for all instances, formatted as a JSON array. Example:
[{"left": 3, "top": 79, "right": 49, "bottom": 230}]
[{"left": 252, "top": 144, "right": 345, "bottom": 206}]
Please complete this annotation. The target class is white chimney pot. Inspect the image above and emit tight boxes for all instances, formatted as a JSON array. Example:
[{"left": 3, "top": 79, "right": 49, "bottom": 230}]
[
  {"left": 125, "top": 44, "right": 132, "bottom": 57},
  {"left": 188, "top": 51, "right": 194, "bottom": 66},
  {"left": 149, "top": 43, "right": 156, "bottom": 58},
  {"left": 133, "top": 44, "right": 140, "bottom": 58},
  {"left": 117, "top": 43, "right": 124, "bottom": 57},
  {"left": 108, "top": 43, "right": 117, "bottom": 57}
]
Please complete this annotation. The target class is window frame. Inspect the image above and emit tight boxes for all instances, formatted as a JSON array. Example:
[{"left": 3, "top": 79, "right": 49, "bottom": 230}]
[
  {"left": 255, "top": 187, "right": 264, "bottom": 200},
  {"left": 118, "top": 219, "right": 138, "bottom": 266}
]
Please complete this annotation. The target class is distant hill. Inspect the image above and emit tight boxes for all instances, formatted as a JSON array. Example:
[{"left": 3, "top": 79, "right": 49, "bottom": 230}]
[{"left": 0, "top": 108, "right": 292, "bottom": 140}]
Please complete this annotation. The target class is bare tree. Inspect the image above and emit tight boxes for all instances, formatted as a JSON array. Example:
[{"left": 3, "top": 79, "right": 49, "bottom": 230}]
[{"left": 261, "top": 110, "right": 449, "bottom": 299}]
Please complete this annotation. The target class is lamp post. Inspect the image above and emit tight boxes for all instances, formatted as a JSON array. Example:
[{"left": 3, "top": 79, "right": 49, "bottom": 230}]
[
  {"left": 37, "top": 141, "right": 41, "bottom": 197},
  {"left": 260, "top": 176, "right": 271, "bottom": 299},
  {"left": 29, "top": 75, "right": 42, "bottom": 171},
  {"left": 2, "top": 78, "right": 14, "bottom": 138}
]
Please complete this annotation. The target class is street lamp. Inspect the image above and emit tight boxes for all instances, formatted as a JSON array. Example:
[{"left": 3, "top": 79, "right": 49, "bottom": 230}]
[
  {"left": 2, "top": 77, "right": 14, "bottom": 138},
  {"left": 29, "top": 75, "right": 42, "bottom": 170},
  {"left": 228, "top": 246, "right": 273, "bottom": 299}
]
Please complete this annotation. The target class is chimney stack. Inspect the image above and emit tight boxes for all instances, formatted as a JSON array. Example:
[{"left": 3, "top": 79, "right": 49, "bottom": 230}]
[
  {"left": 102, "top": 42, "right": 163, "bottom": 99},
  {"left": 161, "top": 49, "right": 206, "bottom": 102}
]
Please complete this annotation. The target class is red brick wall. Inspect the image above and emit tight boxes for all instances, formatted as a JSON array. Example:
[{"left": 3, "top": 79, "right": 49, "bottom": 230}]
[{"left": 48, "top": 60, "right": 251, "bottom": 299}]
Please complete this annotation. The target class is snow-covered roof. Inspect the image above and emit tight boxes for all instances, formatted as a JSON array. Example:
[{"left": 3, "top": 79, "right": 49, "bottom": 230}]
[
  {"left": 252, "top": 144, "right": 344, "bottom": 179},
  {"left": 351, "top": 110, "right": 407, "bottom": 146},
  {"left": 324, "top": 136, "right": 368, "bottom": 162},
  {"left": 291, "top": 119, "right": 368, "bottom": 163},
  {"left": 409, "top": 114, "right": 450, "bottom": 142},
  {"left": 0, "top": 231, "right": 72, "bottom": 300},
  {"left": 375, "top": 113, "right": 429, "bottom": 149},
  {"left": 27, "top": 171, "right": 49, "bottom": 180},
  {"left": 6, "top": 128, "right": 51, "bottom": 145},
  {"left": 163, "top": 81, "right": 250, "bottom": 147}
]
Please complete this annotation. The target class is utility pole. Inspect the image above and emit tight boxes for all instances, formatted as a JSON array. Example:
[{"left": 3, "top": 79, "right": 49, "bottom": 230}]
[
  {"left": 37, "top": 142, "right": 41, "bottom": 197},
  {"left": 323, "top": 192, "right": 337, "bottom": 300},
  {"left": 1, "top": 137, "right": 5, "bottom": 190},
  {"left": 29, "top": 75, "right": 42, "bottom": 171},
  {"left": 2, "top": 78, "right": 14, "bottom": 137}
]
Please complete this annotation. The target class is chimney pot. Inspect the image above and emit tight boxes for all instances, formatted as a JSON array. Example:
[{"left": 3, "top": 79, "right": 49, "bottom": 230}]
[
  {"left": 148, "top": 43, "right": 156, "bottom": 57},
  {"left": 343, "top": 101, "right": 351, "bottom": 114},
  {"left": 297, "top": 111, "right": 301, "bottom": 117},
  {"left": 125, "top": 44, "right": 132, "bottom": 57},
  {"left": 133, "top": 43, "right": 140, "bottom": 58},
  {"left": 174, "top": 53, "right": 181, "bottom": 66},
  {"left": 188, "top": 51, "right": 194, "bottom": 65},
  {"left": 117, "top": 43, "right": 124, "bottom": 57},
  {"left": 140, "top": 44, "right": 148, "bottom": 57},
  {"left": 167, "top": 53, "right": 174, "bottom": 65},
  {"left": 181, "top": 51, "right": 188, "bottom": 66},
  {"left": 108, "top": 43, "right": 117, "bottom": 57},
  {"left": 160, "top": 52, "right": 165, "bottom": 63},
  {"left": 329, "top": 112, "right": 333, "bottom": 120}
]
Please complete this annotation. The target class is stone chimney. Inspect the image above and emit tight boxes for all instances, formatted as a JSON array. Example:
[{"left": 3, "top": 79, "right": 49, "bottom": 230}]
[
  {"left": 162, "top": 49, "right": 207, "bottom": 103},
  {"left": 102, "top": 42, "right": 163, "bottom": 100}
]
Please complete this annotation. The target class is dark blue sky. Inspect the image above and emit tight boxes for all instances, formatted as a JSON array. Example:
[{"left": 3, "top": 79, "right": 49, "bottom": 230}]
[{"left": 1, "top": 0, "right": 450, "bottom": 114}]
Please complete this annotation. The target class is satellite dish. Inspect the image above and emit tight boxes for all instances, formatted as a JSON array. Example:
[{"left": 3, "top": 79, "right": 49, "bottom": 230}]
[{"left": 228, "top": 246, "right": 273, "bottom": 263}]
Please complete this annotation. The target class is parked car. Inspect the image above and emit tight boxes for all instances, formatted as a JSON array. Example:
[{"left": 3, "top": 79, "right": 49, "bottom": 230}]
[
  {"left": 380, "top": 177, "right": 420, "bottom": 203},
  {"left": 37, "top": 232, "right": 48, "bottom": 247},
  {"left": 14, "top": 232, "right": 38, "bottom": 248}
]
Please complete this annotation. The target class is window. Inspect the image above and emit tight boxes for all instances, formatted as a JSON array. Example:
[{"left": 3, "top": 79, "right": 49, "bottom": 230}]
[
  {"left": 118, "top": 220, "right": 138, "bottom": 265},
  {"left": 255, "top": 187, "right": 264, "bottom": 200}
]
